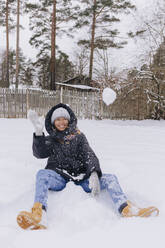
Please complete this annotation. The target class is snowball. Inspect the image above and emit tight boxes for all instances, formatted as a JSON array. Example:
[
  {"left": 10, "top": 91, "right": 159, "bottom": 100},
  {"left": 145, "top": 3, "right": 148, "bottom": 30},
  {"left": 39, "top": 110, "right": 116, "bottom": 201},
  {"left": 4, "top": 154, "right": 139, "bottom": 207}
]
[{"left": 102, "top": 88, "right": 116, "bottom": 105}]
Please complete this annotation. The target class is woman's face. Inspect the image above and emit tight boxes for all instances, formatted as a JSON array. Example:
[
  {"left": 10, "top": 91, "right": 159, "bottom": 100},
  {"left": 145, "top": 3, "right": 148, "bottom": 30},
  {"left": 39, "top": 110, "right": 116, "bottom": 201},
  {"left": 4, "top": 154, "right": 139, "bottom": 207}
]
[{"left": 54, "top": 117, "right": 69, "bottom": 131}]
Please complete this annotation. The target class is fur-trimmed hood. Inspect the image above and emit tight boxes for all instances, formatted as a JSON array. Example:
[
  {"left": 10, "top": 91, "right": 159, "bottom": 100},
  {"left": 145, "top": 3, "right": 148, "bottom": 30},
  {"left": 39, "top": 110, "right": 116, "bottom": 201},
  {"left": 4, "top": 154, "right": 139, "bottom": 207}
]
[{"left": 45, "top": 103, "right": 77, "bottom": 140}]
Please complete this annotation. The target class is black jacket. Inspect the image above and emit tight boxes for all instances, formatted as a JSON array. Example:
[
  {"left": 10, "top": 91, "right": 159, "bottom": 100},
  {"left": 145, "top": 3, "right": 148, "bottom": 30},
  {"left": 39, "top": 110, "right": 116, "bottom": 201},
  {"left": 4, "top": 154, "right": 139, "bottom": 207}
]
[{"left": 32, "top": 103, "right": 102, "bottom": 182}]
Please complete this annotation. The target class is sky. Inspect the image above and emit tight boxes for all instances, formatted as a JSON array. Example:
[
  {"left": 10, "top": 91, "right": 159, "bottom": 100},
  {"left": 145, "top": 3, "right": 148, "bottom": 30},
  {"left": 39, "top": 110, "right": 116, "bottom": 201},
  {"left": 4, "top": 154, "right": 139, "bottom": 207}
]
[{"left": 0, "top": 0, "right": 157, "bottom": 72}]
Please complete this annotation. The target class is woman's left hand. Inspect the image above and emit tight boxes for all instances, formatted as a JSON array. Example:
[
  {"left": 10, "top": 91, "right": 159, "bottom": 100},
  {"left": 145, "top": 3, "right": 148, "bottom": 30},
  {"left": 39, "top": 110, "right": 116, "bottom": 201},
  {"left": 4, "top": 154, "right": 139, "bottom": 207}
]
[{"left": 89, "top": 171, "right": 100, "bottom": 197}]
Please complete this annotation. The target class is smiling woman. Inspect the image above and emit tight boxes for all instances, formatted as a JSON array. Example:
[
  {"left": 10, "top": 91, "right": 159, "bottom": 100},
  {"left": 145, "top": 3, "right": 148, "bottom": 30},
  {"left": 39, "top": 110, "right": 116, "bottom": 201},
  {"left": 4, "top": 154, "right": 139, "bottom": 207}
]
[
  {"left": 16, "top": 103, "right": 159, "bottom": 230},
  {"left": 54, "top": 118, "right": 69, "bottom": 131},
  {"left": 51, "top": 107, "right": 70, "bottom": 131}
]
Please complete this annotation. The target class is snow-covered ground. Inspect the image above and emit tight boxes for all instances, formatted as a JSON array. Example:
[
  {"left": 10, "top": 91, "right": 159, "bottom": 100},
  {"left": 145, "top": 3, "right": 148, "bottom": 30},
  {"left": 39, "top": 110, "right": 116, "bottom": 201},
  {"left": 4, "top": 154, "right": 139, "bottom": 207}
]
[{"left": 0, "top": 118, "right": 165, "bottom": 248}]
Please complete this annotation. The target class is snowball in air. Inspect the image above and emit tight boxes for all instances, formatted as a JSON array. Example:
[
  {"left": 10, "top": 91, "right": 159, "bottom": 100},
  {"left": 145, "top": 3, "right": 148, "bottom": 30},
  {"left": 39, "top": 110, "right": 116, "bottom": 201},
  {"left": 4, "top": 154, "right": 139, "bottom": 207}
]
[{"left": 102, "top": 88, "right": 116, "bottom": 105}]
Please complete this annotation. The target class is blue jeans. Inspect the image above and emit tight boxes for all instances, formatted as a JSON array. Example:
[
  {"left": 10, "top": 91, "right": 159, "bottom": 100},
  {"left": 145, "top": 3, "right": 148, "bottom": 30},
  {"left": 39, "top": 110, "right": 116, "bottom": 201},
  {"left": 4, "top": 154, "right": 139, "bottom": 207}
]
[{"left": 34, "top": 169, "right": 127, "bottom": 213}]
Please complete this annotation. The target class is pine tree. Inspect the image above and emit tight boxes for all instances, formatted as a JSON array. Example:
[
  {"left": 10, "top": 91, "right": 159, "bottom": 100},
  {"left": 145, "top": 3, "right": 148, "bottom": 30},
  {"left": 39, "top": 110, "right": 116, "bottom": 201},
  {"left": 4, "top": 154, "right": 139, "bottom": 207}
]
[
  {"left": 20, "top": 58, "right": 35, "bottom": 87},
  {"left": 73, "top": 46, "right": 89, "bottom": 76},
  {"left": 0, "top": 0, "right": 16, "bottom": 87},
  {"left": 15, "top": 0, "right": 20, "bottom": 89},
  {"left": 0, "top": 1, "right": 6, "bottom": 28},
  {"left": 0, "top": 49, "right": 35, "bottom": 88},
  {"left": 25, "top": 0, "right": 79, "bottom": 90},
  {"left": 0, "top": 50, "right": 7, "bottom": 87},
  {"left": 32, "top": 54, "right": 50, "bottom": 89},
  {"left": 15, "top": 0, "right": 28, "bottom": 88},
  {"left": 33, "top": 51, "right": 75, "bottom": 89},
  {"left": 51, "top": 0, "right": 56, "bottom": 90},
  {"left": 74, "top": 0, "right": 135, "bottom": 79},
  {"left": 56, "top": 50, "right": 75, "bottom": 82}
]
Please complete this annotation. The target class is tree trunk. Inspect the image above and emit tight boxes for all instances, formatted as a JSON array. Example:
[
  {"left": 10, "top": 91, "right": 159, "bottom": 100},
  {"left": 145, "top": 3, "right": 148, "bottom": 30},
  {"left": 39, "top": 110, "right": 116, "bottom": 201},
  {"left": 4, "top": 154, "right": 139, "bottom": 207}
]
[
  {"left": 6, "top": 0, "right": 9, "bottom": 87},
  {"left": 15, "top": 0, "right": 20, "bottom": 89},
  {"left": 50, "top": 0, "right": 56, "bottom": 91},
  {"left": 89, "top": 0, "right": 97, "bottom": 80}
]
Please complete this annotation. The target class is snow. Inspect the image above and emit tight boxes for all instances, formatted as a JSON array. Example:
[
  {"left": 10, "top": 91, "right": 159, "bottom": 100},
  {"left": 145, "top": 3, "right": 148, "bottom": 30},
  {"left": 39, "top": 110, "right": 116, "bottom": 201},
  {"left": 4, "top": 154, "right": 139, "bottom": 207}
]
[
  {"left": 0, "top": 118, "right": 165, "bottom": 247},
  {"left": 102, "top": 88, "right": 117, "bottom": 105}
]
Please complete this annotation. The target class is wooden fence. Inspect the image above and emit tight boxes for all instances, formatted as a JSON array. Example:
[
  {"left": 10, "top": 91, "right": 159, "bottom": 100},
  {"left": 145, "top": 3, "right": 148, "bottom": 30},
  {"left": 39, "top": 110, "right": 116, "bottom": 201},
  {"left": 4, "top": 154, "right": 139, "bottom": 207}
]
[
  {"left": 0, "top": 87, "right": 104, "bottom": 119},
  {"left": 0, "top": 87, "right": 151, "bottom": 120}
]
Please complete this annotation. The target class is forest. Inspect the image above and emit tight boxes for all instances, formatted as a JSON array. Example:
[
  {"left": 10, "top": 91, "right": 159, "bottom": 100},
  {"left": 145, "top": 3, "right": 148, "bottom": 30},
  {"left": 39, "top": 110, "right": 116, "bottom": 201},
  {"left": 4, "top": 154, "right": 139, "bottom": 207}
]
[{"left": 0, "top": 0, "right": 165, "bottom": 96}]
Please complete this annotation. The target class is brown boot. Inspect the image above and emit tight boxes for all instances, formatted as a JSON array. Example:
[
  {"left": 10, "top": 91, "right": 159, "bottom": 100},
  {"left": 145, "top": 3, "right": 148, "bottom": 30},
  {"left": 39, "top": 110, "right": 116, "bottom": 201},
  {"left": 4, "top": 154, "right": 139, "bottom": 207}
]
[
  {"left": 17, "top": 202, "right": 47, "bottom": 230},
  {"left": 122, "top": 201, "right": 159, "bottom": 217}
]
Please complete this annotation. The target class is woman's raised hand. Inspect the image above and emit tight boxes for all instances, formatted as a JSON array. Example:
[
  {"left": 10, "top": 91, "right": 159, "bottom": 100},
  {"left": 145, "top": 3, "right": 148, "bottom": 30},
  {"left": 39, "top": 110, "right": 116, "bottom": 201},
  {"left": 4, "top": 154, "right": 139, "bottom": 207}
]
[{"left": 28, "top": 109, "right": 44, "bottom": 136}]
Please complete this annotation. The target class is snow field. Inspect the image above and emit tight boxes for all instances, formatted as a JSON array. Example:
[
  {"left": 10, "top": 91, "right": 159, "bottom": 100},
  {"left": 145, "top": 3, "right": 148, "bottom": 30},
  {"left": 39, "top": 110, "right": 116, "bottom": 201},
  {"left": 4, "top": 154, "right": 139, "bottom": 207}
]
[{"left": 0, "top": 118, "right": 165, "bottom": 248}]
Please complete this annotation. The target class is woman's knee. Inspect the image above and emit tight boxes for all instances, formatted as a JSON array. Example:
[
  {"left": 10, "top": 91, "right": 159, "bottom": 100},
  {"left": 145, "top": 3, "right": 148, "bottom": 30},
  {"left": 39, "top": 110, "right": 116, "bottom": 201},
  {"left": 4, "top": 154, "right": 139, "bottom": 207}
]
[
  {"left": 36, "top": 169, "right": 54, "bottom": 181},
  {"left": 100, "top": 174, "right": 118, "bottom": 189},
  {"left": 36, "top": 169, "right": 67, "bottom": 190},
  {"left": 53, "top": 172, "right": 66, "bottom": 184},
  {"left": 36, "top": 169, "right": 46, "bottom": 179},
  {"left": 50, "top": 174, "right": 67, "bottom": 191},
  {"left": 102, "top": 173, "right": 118, "bottom": 182}
]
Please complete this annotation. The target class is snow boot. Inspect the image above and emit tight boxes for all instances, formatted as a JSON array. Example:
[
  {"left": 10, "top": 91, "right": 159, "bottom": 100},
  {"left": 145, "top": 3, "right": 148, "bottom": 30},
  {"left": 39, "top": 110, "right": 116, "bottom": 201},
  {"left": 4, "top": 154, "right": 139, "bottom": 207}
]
[
  {"left": 17, "top": 202, "right": 47, "bottom": 230},
  {"left": 121, "top": 201, "right": 159, "bottom": 217}
]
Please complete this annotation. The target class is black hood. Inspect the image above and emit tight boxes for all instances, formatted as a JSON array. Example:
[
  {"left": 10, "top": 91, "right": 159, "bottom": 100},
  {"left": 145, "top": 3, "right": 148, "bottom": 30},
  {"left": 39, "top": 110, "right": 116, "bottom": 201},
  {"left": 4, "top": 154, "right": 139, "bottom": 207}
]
[{"left": 45, "top": 103, "right": 77, "bottom": 139}]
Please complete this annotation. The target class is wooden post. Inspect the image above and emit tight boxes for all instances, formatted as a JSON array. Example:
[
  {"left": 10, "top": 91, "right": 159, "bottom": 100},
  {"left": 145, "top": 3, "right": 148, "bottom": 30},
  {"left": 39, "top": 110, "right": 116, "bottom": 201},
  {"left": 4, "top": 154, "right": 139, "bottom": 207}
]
[
  {"left": 99, "top": 87, "right": 103, "bottom": 119},
  {"left": 14, "top": 88, "right": 17, "bottom": 118},
  {"left": 26, "top": 89, "right": 29, "bottom": 118},
  {"left": 60, "top": 86, "right": 63, "bottom": 103}
]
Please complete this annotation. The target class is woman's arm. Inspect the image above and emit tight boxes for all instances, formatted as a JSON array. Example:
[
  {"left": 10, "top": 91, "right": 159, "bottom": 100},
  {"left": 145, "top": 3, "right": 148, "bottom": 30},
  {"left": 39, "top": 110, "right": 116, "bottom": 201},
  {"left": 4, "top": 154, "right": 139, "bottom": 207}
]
[
  {"left": 32, "top": 133, "right": 53, "bottom": 159},
  {"left": 78, "top": 133, "right": 102, "bottom": 178}
]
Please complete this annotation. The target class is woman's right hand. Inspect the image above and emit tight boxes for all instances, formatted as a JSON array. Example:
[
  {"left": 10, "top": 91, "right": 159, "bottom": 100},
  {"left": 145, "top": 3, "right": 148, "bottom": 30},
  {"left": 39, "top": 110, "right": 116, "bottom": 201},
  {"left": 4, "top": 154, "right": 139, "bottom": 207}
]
[{"left": 28, "top": 109, "right": 44, "bottom": 136}]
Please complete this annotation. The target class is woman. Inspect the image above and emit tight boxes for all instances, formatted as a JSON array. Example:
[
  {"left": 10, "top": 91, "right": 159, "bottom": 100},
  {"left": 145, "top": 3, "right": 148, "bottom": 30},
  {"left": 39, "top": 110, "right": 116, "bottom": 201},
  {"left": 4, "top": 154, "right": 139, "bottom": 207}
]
[{"left": 17, "top": 103, "right": 159, "bottom": 230}]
